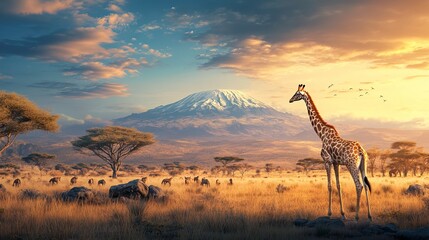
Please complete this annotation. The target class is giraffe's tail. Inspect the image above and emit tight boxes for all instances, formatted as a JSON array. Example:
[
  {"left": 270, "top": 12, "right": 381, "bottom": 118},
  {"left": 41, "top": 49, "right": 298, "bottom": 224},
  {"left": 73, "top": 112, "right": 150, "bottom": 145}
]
[{"left": 359, "top": 146, "right": 372, "bottom": 193}]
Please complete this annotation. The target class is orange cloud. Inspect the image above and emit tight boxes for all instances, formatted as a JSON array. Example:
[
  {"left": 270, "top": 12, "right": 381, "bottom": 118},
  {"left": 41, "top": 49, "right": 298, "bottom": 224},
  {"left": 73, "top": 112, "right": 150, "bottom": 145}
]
[{"left": 0, "top": 0, "right": 74, "bottom": 15}]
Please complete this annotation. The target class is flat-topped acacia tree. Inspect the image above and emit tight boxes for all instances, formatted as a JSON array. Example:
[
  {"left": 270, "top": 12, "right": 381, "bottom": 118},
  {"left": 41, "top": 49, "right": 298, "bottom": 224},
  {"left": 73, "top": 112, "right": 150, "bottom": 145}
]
[
  {"left": 0, "top": 91, "right": 59, "bottom": 156},
  {"left": 72, "top": 126, "right": 155, "bottom": 178}
]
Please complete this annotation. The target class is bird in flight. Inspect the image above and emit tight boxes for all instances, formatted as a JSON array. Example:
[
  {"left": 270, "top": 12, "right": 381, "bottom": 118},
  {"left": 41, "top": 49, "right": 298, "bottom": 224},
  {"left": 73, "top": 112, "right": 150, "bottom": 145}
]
[
  {"left": 371, "top": 87, "right": 375, "bottom": 90},
  {"left": 328, "top": 84, "right": 334, "bottom": 88},
  {"left": 380, "top": 95, "right": 383, "bottom": 98},
  {"left": 349, "top": 87, "right": 353, "bottom": 90}
]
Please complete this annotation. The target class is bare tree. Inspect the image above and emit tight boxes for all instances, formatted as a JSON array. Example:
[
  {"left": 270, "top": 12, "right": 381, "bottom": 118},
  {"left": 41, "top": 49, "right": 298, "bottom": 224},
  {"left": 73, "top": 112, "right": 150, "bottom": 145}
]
[
  {"left": 0, "top": 91, "right": 59, "bottom": 156},
  {"left": 72, "top": 126, "right": 155, "bottom": 178}
]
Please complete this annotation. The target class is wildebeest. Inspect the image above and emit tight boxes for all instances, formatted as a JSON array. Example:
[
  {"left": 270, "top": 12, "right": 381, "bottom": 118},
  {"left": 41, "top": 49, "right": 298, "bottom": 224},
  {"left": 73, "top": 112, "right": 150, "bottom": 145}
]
[
  {"left": 70, "top": 176, "right": 78, "bottom": 185},
  {"left": 228, "top": 178, "right": 233, "bottom": 185},
  {"left": 201, "top": 178, "right": 210, "bottom": 187},
  {"left": 88, "top": 178, "right": 94, "bottom": 185},
  {"left": 193, "top": 176, "right": 199, "bottom": 183},
  {"left": 184, "top": 177, "right": 191, "bottom": 185},
  {"left": 12, "top": 178, "right": 21, "bottom": 187},
  {"left": 141, "top": 176, "right": 147, "bottom": 183},
  {"left": 49, "top": 177, "right": 61, "bottom": 185},
  {"left": 216, "top": 179, "right": 221, "bottom": 185},
  {"left": 98, "top": 179, "right": 106, "bottom": 186},
  {"left": 161, "top": 177, "right": 173, "bottom": 186}
]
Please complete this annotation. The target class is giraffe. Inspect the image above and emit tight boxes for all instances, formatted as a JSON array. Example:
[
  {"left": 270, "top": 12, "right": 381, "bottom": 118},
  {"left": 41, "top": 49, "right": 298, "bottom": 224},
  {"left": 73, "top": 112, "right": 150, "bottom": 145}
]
[{"left": 289, "top": 84, "right": 372, "bottom": 221}]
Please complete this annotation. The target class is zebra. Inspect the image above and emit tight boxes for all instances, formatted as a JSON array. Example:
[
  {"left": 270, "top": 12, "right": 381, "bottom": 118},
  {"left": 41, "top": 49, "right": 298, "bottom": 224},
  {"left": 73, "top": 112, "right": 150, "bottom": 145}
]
[
  {"left": 161, "top": 177, "right": 173, "bottom": 186},
  {"left": 201, "top": 178, "right": 210, "bottom": 187},
  {"left": 12, "top": 178, "right": 21, "bottom": 187},
  {"left": 49, "top": 177, "right": 61, "bottom": 185},
  {"left": 98, "top": 179, "right": 106, "bottom": 186},
  {"left": 184, "top": 177, "right": 191, "bottom": 185},
  {"left": 70, "top": 176, "right": 78, "bottom": 185}
]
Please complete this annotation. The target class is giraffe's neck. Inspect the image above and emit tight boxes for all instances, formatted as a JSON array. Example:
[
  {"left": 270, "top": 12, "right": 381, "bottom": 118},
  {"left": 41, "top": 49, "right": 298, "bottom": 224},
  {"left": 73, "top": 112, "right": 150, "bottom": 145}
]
[{"left": 302, "top": 92, "right": 338, "bottom": 141}]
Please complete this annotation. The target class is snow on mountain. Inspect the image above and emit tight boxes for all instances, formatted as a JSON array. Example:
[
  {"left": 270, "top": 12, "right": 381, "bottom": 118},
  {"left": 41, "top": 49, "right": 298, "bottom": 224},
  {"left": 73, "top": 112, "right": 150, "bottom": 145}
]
[{"left": 115, "top": 89, "right": 306, "bottom": 139}]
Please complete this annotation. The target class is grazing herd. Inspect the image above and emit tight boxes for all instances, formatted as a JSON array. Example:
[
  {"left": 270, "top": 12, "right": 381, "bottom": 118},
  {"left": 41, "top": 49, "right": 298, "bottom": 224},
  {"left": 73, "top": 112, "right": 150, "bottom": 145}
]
[{"left": 7, "top": 176, "right": 243, "bottom": 190}]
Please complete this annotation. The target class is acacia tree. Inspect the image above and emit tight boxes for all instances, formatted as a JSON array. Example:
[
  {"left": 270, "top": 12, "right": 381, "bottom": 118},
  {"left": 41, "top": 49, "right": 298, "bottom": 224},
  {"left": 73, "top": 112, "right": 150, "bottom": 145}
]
[
  {"left": 367, "top": 148, "right": 380, "bottom": 177},
  {"left": 72, "top": 126, "right": 155, "bottom": 178},
  {"left": 0, "top": 91, "right": 59, "bottom": 156},
  {"left": 296, "top": 158, "right": 323, "bottom": 175},
  {"left": 214, "top": 156, "right": 244, "bottom": 175},
  {"left": 390, "top": 141, "right": 420, "bottom": 177},
  {"left": 22, "top": 152, "right": 56, "bottom": 170},
  {"left": 236, "top": 163, "right": 253, "bottom": 178}
]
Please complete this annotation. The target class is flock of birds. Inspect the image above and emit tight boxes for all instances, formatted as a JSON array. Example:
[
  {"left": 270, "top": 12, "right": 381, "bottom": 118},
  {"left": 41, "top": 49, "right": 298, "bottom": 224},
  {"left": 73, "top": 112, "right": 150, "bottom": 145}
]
[{"left": 327, "top": 84, "right": 387, "bottom": 102}]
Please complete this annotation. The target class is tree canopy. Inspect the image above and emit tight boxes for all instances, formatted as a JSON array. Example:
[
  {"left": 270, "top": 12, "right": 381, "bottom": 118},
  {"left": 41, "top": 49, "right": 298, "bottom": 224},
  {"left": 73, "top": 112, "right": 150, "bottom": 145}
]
[
  {"left": 71, "top": 126, "right": 155, "bottom": 178},
  {"left": 0, "top": 91, "right": 59, "bottom": 155},
  {"left": 214, "top": 156, "right": 244, "bottom": 167},
  {"left": 22, "top": 152, "right": 56, "bottom": 169},
  {"left": 296, "top": 158, "right": 323, "bottom": 174}
]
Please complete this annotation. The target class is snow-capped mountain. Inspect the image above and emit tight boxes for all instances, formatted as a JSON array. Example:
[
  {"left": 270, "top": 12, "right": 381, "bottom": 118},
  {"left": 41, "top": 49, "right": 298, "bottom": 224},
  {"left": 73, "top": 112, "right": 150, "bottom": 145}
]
[{"left": 115, "top": 89, "right": 306, "bottom": 139}]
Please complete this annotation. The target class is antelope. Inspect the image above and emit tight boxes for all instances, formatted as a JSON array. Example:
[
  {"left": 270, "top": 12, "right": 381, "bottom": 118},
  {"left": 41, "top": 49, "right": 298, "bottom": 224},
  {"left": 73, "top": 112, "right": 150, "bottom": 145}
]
[
  {"left": 98, "top": 179, "right": 106, "bottom": 186},
  {"left": 228, "top": 178, "right": 233, "bottom": 185},
  {"left": 161, "top": 177, "right": 173, "bottom": 186},
  {"left": 49, "top": 177, "right": 61, "bottom": 185},
  {"left": 70, "top": 176, "right": 78, "bottom": 185},
  {"left": 184, "top": 177, "right": 191, "bottom": 185},
  {"left": 141, "top": 176, "right": 147, "bottom": 183},
  {"left": 193, "top": 176, "right": 199, "bottom": 183},
  {"left": 216, "top": 179, "right": 221, "bottom": 185},
  {"left": 12, "top": 178, "right": 21, "bottom": 187},
  {"left": 88, "top": 178, "right": 94, "bottom": 185}
]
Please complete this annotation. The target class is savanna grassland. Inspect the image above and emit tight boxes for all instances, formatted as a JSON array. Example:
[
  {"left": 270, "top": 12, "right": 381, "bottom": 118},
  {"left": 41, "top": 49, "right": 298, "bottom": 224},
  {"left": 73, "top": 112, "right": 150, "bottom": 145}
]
[{"left": 1, "top": 172, "right": 428, "bottom": 240}]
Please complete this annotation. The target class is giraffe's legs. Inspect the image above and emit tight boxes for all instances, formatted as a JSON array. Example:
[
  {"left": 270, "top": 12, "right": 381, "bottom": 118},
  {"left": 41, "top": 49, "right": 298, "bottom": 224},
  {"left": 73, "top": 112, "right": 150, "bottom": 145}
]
[
  {"left": 363, "top": 175, "right": 372, "bottom": 221},
  {"left": 348, "top": 165, "right": 363, "bottom": 221},
  {"left": 333, "top": 163, "right": 345, "bottom": 220},
  {"left": 321, "top": 149, "right": 332, "bottom": 217}
]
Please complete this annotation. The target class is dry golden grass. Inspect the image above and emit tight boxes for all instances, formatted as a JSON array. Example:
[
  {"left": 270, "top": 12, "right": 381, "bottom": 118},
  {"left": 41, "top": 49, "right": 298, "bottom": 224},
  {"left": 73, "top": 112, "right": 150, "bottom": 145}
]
[{"left": 1, "top": 172, "right": 428, "bottom": 239}]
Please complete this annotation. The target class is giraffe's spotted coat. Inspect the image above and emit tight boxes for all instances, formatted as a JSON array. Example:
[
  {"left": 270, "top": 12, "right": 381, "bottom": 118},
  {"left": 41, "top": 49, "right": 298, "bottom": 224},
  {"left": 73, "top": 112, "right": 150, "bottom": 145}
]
[{"left": 289, "top": 84, "right": 372, "bottom": 221}]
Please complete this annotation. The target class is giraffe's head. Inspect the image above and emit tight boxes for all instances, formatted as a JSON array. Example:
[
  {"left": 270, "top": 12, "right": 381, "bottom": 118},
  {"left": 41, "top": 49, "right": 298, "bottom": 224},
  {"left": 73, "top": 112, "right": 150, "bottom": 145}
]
[{"left": 289, "top": 84, "right": 307, "bottom": 103}]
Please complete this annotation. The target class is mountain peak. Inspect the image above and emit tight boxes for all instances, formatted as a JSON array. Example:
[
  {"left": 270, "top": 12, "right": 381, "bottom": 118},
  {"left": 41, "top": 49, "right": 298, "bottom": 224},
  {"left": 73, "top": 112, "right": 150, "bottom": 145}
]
[{"left": 115, "top": 89, "right": 305, "bottom": 138}]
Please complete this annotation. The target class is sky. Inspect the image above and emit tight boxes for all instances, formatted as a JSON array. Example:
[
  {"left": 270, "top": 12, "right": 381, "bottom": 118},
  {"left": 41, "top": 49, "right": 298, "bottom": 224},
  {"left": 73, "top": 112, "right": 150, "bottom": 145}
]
[{"left": 1, "top": 0, "right": 429, "bottom": 129}]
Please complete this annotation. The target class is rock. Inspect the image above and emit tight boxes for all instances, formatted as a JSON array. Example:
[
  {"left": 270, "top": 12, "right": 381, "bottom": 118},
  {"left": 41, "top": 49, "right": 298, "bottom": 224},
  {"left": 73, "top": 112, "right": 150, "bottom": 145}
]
[
  {"left": 361, "top": 223, "right": 397, "bottom": 235},
  {"left": 305, "top": 216, "right": 345, "bottom": 228},
  {"left": 396, "top": 227, "right": 429, "bottom": 240},
  {"left": 148, "top": 185, "right": 165, "bottom": 199},
  {"left": 405, "top": 184, "right": 425, "bottom": 196},
  {"left": 61, "top": 187, "right": 95, "bottom": 202},
  {"left": 293, "top": 218, "right": 309, "bottom": 227},
  {"left": 20, "top": 189, "right": 47, "bottom": 200},
  {"left": 109, "top": 179, "right": 148, "bottom": 200}
]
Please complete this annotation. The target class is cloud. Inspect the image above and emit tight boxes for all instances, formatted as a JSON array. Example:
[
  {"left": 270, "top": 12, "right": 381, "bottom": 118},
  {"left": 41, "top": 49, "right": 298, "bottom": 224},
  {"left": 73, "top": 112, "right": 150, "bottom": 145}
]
[
  {"left": 148, "top": 49, "right": 172, "bottom": 58},
  {"left": 0, "top": 27, "right": 115, "bottom": 62},
  {"left": 139, "top": 23, "right": 161, "bottom": 32},
  {"left": 404, "top": 75, "right": 429, "bottom": 80},
  {"left": 176, "top": 0, "right": 429, "bottom": 80},
  {"left": 97, "top": 12, "right": 134, "bottom": 29},
  {"left": 57, "top": 83, "right": 129, "bottom": 98},
  {"left": 28, "top": 81, "right": 76, "bottom": 89},
  {"left": 0, "top": 73, "right": 12, "bottom": 80},
  {"left": 331, "top": 116, "right": 428, "bottom": 130},
  {"left": 63, "top": 58, "right": 147, "bottom": 80},
  {"left": 0, "top": 0, "right": 74, "bottom": 15},
  {"left": 107, "top": 4, "right": 123, "bottom": 13}
]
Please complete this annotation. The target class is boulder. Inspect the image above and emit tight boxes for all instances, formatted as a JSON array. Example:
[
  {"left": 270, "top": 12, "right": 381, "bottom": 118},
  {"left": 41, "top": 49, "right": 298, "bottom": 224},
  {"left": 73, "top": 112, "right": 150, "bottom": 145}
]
[
  {"left": 361, "top": 223, "right": 397, "bottom": 236},
  {"left": 109, "top": 179, "right": 148, "bottom": 200},
  {"left": 293, "top": 218, "right": 309, "bottom": 227},
  {"left": 148, "top": 185, "right": 166, "bottom": 199},
  {"left": 405, "top": 184, "right": 425, "bottom": 196},
  {"left": 61, "top": 187, "right": 95, "bottom": 202}
]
